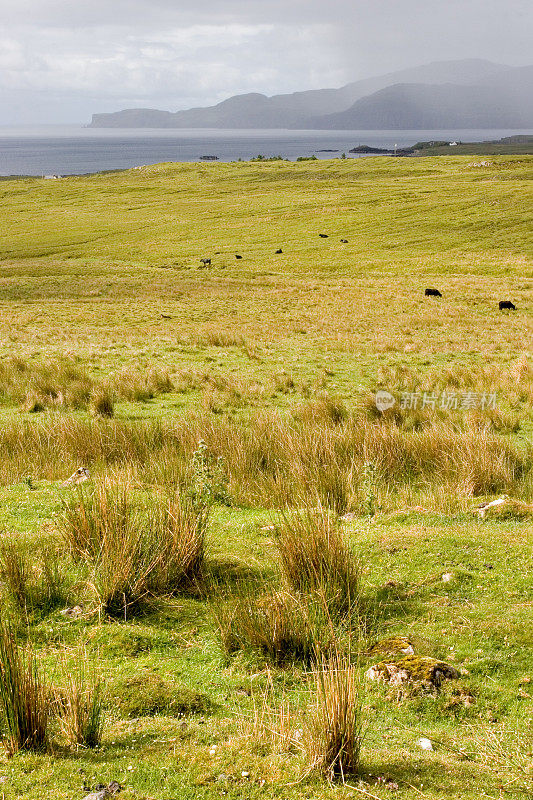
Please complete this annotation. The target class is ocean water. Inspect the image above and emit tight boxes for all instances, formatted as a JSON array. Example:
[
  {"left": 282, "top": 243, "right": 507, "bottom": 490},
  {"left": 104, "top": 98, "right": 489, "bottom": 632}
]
[{"left": 0, "top": 126, "right": 531, "bottom": 177}]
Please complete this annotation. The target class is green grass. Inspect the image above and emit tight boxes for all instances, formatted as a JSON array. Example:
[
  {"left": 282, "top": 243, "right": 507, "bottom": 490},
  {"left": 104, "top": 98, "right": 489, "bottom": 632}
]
[{"left": 0, "top": 156, "right": 531, "bottom": 799}]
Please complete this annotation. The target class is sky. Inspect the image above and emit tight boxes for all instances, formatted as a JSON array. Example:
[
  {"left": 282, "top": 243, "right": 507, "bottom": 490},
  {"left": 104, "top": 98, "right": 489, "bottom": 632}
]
[{"left": 0, "top": 0, "right": 531, "bottom": 125}]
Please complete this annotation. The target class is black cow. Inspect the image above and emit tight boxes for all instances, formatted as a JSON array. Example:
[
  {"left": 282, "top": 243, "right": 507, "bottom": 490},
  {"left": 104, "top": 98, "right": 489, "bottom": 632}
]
[
  {"left": 340, "top": 239, "right": 348, "bottom": 243},
  {"left": 424, "top": 288, "right": 442, "bottom": 297},
  {"left": 235, "top": 254, "right": 243, "bottom": 260},
  {"left": 200, "top": 257, "right": 211, "bottom": 266},
  {"left": 499, "top": 300, "right": 516, "bottom": 310},
  {"left": 275, "top": 248, "right": 283, "bottom": 254},
  {"left": 319, "top": 233, "right": 329, "bottom": 238}
]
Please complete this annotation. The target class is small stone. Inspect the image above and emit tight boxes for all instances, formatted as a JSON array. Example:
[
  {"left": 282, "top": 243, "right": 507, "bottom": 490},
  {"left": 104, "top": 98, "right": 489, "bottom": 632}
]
[
  {"left": 241, "top": 771, "right": 250, "bottom": 778},
  {"left": 60, "top": 604, "right": 84, "bottom": 618},
  {"left": 418, "top": 738, "right": 433, "bottom": 751},
  {"left": 442, "top": 573, "right": 453, "bottom": 582}
]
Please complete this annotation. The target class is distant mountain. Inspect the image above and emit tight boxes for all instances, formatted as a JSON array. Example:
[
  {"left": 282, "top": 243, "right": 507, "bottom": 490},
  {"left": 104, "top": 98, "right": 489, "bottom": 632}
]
[
  {"left": 311, "top": 65, "right": 533, "bottom": 129},
  {"left": 89, "top": 59, "right": 509, "bottom": 129}
]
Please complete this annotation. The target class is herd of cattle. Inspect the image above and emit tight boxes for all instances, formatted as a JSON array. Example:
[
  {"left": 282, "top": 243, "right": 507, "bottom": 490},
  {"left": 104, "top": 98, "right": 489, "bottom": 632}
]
[
  {"left": 200, "top": 235, "right": 518, "bottom": 311},
  {"left": 425, "top": 287, "right": 516, "bottom": 310}
]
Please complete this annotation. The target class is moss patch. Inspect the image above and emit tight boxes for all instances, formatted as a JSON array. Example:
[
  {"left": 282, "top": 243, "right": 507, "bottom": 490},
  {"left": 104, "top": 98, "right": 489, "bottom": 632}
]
[{"left": 108, "top": 670, "right": 214, "bottom": 718}]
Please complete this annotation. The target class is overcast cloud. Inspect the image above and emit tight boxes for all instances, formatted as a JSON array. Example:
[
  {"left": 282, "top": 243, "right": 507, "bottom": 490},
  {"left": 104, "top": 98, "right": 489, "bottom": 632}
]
[{"left": 0, "top": 0, "right": 531, "bottom": 125}]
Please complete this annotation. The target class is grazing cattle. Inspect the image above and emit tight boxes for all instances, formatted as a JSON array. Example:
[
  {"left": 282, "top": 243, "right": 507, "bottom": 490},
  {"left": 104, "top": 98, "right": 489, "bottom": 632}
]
[
  {"left": 424, "top": 288, "right": 442, "bottom": 297},
  {"left": 275, "top": 248, "right": 283, "bottom": 254},
  {"left": 235, "top": 254, "right": 243, "bottom": 260},
  {"left": 319, "top": 233, "right": 329, "bottom": 238},
  {"left": 200, "top": 257, "right": 211, "bottom": 266},
  {"left": 340, "top": 239, "right": 348, "bottom": 243},
  {"left": 499, "top": 300, "right": 516, "bottom": 310}
]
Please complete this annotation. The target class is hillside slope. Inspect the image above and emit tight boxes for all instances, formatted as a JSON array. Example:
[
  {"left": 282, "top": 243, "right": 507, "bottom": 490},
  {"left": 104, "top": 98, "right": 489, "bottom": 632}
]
[{"left": 90, "top": 59, "right": 506, "bottom": 129}]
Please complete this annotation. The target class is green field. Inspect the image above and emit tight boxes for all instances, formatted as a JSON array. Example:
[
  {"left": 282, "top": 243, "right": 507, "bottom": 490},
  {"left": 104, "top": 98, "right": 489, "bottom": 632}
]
[{"left": 0, "top": 156, "right": 532, "bottom": 800}]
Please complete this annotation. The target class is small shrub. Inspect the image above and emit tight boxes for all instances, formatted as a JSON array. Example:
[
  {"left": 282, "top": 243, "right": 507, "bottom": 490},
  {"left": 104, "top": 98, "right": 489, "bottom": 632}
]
[
  {"left": 0, "top": 623, "right": 50, "bottom": 754},
  {"left": 190, "top": 439, "right": 232, "bottom": 508}
]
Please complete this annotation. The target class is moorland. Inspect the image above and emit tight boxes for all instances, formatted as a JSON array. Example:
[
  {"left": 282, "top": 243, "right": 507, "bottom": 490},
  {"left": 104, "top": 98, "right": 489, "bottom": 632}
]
[{"left": 0, "top": 155, "right": 531, "bottom": 800}]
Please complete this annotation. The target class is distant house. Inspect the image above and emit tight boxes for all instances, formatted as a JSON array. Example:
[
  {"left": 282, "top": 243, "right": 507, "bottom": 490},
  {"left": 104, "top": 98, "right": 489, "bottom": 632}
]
[
  {"left": 43, "top": 174, "right": 62, "bottom": 179},
  {"left": 449, "top": 142, "right": 458, "bottom": 146}
]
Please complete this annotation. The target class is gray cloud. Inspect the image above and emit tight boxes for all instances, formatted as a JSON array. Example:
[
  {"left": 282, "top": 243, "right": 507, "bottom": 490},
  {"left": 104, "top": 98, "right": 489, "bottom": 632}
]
[{"left": 0, "top": 0, "right": 531, "bottom": 124}]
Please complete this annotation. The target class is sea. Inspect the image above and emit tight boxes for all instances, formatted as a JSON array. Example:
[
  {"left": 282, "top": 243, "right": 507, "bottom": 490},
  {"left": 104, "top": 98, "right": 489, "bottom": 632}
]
[{"left": 1, "top": 126, "right": 532, "bottom": 177}]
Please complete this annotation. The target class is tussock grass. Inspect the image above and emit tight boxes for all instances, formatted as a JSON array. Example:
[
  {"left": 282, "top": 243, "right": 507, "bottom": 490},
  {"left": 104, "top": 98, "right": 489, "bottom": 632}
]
[
  {"left": 89, "top": 385, "right": 114, "bottom": 418},
  {"left": 275, "top": 508, "right": 360, "bottom": 618},
  {"left": 0, "top": 357, "right": 174, "bottom": 414},
  {"left": 212, "top": 587, "right": 325, "bottom": 666},
  {"left": 195, "top": 330, "right": 245, "bottom": 348},
  {"left": 0, "top": 623, "right": 50, "bottom": 754},
  {"left": 54, "top": 658, "right": 103, "bottom": 749},
  {"left": 58, "top": 480, "right": 209, "bottom": 614},
  {"left": 0, "top": 535, "right": 74, "bottom": 614},
  {"left": 307, "top": 649, "right": 363, "bottom": 779}
]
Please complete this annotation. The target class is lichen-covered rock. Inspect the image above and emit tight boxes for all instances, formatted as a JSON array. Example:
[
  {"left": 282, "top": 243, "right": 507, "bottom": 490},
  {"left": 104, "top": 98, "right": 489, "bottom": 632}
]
[
  {"left": 367, "top": 636, "right": 415, "bottom": 658},
  {"left": 365, "top": 655, "right": 459, "bottom": 694}
]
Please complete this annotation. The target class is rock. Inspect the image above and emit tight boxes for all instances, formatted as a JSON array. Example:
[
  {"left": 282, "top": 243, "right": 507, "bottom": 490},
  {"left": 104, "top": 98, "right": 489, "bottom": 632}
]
[
  {"left": 365, "top": 655, "right": 460, "bottom": 694},
  {"left": 82, "top": 782, "right": 122, "bottom": 800},
  {"left": 60, "top": 605, "right": 84, "bottom": 618},
  {"left": 442, "top": 572, "right": 453, "bottom": 583},
  {"left": 418, "top": 737, "right": 433, "bottom": 751}
]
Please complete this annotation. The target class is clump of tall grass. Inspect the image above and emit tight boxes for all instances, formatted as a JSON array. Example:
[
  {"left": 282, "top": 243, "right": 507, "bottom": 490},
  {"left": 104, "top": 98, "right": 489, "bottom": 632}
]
[
  {"left": 54, "top": 659, "right": 103, "bottom": 749},
  {"left": 292, "top": 393, "right": 348, "bottom": 426},
  {"left": 89, "top": 385, "right": 114, "bottom": 418},
  {"left": 237, "top": 641, "right": 364, "bottom": 781},
  {"left": 212, "top": 587, "right": 326, "bottom": 666},
  {"left": 0, "top": 536, "right": 74, "bottom": 614},
  {"left": 58, "top": 480, "right": 209, "bottom": 615},
  {"left": 307, "top": 649, "right": 363, "bottom": 779},
  {"left": 108, "top": 366, "right": 174, "bottom": 402},
  {"left": 195, "top": 330, "right": 245, "bottom": 348},
  {"left": 0, "top": 623, "right": 50, "bottom": 754},
  {"left": 275, "top": 508, "right": 360, "bottom": 618}
]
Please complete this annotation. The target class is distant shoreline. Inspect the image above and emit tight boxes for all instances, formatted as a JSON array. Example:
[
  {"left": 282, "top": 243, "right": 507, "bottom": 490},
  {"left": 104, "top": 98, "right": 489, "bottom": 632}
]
[{"left": 1, "top": 129, "right": 532, "bottom": 177}]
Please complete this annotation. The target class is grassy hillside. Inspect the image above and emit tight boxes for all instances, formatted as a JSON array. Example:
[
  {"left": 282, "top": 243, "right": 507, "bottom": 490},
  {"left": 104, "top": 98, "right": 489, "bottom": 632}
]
[{"left": 0, "top": 156, "right": 531, "bottom": 800}]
